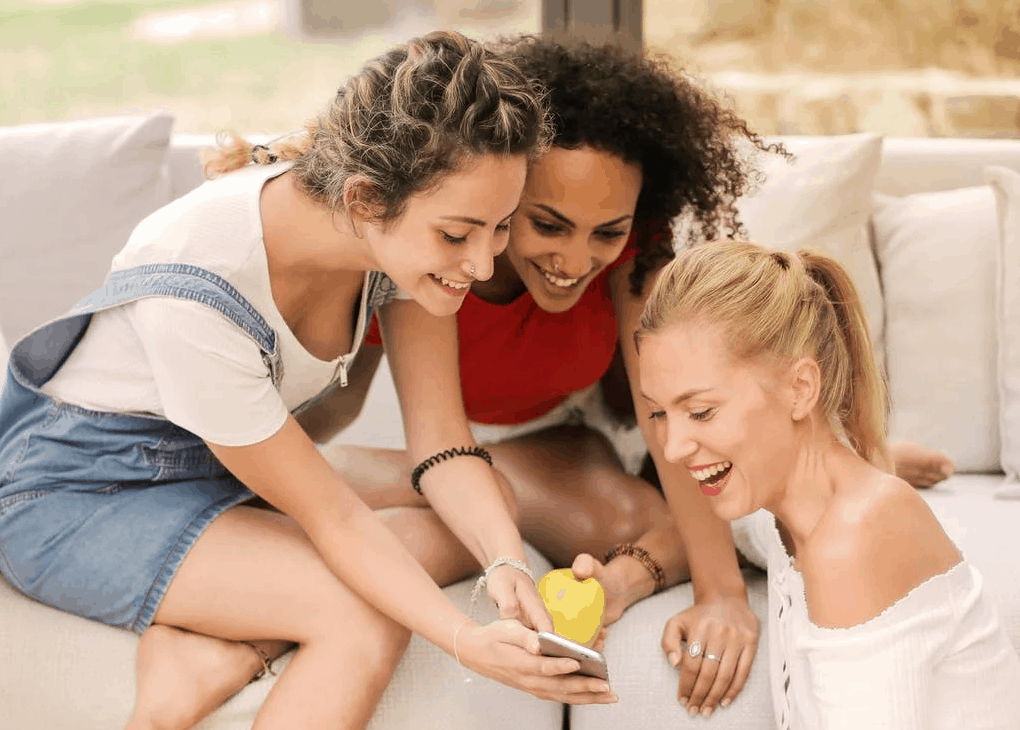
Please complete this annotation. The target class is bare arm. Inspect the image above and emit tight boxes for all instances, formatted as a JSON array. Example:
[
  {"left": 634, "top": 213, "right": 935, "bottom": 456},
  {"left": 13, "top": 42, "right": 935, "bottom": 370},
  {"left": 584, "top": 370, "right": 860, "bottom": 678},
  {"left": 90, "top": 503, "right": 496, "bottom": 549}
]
[
  {"left": 208, "top": 415, "right": 611, "bottom": 702},
  {"left": 208, "top": 416, "right": 472, "bottom": 653},
  {"left": 609, "top": 259, "right": 759, "bottom": 714},
  {"left": 378, "top": 299, "right": 553, "bottom": 630},
  {"left": 609, "top": 261, "right": 748, "bottom": 604}
]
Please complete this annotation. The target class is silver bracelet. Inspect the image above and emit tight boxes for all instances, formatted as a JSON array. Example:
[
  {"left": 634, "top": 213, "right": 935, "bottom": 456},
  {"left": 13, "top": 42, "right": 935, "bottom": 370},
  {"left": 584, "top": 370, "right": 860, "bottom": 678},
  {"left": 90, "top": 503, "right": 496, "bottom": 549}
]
[
  {"left": 468, "top": 557, "right": 535, "bottom": 616},
  {"left": 457, "top": 557, "right": 534, "bottom": 686}
]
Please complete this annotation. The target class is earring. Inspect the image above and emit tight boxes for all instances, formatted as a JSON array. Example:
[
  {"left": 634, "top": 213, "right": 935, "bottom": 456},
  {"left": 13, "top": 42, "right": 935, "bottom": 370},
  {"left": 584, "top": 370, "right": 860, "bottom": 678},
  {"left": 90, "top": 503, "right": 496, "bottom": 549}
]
[{"left": 470, "top": 263, "right": 476, "bottom": 278}]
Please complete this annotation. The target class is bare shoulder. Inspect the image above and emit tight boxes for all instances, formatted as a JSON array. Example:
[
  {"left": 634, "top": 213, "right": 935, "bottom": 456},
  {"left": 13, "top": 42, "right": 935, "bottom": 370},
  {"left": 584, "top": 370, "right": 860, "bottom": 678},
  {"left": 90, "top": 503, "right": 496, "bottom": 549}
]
[{"left": 800, "top": 471, "right": 962, "bottom": 629}]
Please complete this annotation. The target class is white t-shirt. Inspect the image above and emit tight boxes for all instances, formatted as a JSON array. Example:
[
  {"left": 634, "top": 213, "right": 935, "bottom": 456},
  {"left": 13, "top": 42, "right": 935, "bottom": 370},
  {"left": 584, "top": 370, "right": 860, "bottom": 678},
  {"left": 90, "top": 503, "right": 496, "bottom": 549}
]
[
  {"left": 745, "top": 508, "right": 1020, "bottom": 730},
  {"left": 43, "top": 162, "right": 405, "bottom": 446}
]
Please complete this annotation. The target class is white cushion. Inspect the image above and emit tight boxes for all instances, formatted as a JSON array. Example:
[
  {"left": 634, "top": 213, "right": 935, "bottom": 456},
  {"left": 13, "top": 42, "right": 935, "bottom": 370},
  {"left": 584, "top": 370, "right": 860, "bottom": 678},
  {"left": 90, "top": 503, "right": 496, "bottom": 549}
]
[
  {"left": 0, "top": 113, "right": 173, "bottom": 344},
  {"left": 570, "top": 570, "right": 771, "bottom": 730},
  {"left": 986, "top": 166, "right": 1020, "bottom": 484},
  {"left": 738, "top": 133, "right": 886, "bottom": 353},
  {"left": 920, "top": 475, "right": 1020, "bottom": 656},
  {"left": 0, "top": 540, "right": 560, "bottom": 730},
  {"left": 872, "top": 186, "right": 1001, "bottom": 472}
]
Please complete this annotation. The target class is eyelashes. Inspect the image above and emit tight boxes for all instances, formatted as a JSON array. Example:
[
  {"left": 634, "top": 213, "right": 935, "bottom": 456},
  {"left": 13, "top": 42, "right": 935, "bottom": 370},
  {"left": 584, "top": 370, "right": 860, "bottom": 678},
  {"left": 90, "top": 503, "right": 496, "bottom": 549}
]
[
  {"left": 646, "top": 408, "right": 716, "bottom": 422},
  {"left": 441, "top": 223, "right": 512, "bottom": 245},
  {"left": 530, "top": 218, "right": 626, "bottom": 241},
  {"left": 441, "top": 231, "right": 467, "bottom": 245}
]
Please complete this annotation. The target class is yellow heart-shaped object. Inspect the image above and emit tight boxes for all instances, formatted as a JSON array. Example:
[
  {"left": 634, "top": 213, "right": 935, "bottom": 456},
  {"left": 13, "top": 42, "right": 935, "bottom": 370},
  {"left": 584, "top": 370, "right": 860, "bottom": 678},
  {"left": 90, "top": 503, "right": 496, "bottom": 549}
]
[{"left": 537, "top": 568, "right": 605, "bottom": 645}]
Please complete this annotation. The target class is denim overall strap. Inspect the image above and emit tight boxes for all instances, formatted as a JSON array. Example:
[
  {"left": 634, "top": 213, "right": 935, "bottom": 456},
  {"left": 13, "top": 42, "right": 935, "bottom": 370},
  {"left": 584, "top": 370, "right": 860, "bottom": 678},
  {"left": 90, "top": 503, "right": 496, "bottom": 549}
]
[{"left": 9, "top": 263, "right": 281, "bottom": 392}]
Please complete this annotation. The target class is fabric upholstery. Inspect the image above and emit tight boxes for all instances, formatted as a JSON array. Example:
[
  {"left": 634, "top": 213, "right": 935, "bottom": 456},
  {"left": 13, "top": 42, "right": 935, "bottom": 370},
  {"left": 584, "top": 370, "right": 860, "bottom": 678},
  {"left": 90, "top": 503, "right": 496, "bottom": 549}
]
[
  {"left": 0, "top": 113, "right": 173, "bottom": 344},
  {"left": 570, "top": 571, "right": 771, "bottom": 730},
  {"left": 919, "top": 474, "right": 1020, "bottom": 656},
  {"left": 986, "top": 167, "right": 1020, "bottom": 483},
  {"left": 872, "top": 186, "right": 1001, "bottom": 472},
  {"left": 734, "top": 133, "right": 886, "bottom": 355},
  {"left": 0, "top": 541, "right": 559, "bottom": 730}
]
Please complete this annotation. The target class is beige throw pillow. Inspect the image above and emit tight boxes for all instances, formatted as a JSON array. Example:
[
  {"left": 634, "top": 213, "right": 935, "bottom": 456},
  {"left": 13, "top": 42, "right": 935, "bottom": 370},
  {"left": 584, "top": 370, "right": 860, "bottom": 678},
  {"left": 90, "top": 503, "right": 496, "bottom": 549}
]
[
  {"left": 872, "top": 186, "right": 1001, "bottom": 473},
  {"left": 985, "top": 166, "right": 1020, "bottom": 483},
  {"left": 734, "top": 133, "right": 886, "bottom": 353},
  {"left": 0, "top": 113, "right": 173, "bottom": 344}
]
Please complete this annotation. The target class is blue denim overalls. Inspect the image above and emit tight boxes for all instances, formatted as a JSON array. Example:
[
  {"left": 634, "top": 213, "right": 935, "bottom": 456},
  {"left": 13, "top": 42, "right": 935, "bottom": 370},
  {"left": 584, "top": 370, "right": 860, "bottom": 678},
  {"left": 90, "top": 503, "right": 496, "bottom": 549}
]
[{"left": 0, "top": 263, "right": 396, "bottom": 633}]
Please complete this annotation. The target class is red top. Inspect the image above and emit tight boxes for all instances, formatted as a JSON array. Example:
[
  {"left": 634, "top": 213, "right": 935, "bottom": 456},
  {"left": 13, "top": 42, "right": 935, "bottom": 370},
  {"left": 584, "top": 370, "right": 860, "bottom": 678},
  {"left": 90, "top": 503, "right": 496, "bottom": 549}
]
[{"left": 366, "top": 237, "right": 639, "bottom": 425}]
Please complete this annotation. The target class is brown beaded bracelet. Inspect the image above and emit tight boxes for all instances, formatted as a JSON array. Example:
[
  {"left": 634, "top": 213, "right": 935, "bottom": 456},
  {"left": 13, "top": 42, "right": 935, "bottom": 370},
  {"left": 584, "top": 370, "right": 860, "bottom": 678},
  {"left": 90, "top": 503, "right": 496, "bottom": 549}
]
[
  {"left": 410, "top": 446, "right": 493, "bottom": 495},
  {"left": 604, "top": 543, "right": 667, "bottom": 593}
]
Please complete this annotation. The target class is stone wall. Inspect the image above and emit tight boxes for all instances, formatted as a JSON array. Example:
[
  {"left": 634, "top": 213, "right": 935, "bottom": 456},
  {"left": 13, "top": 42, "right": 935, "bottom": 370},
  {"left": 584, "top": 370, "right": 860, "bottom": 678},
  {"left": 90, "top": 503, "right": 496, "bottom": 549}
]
[{"left": 646, "top": 0, "right": 1020, "bottom": 137}]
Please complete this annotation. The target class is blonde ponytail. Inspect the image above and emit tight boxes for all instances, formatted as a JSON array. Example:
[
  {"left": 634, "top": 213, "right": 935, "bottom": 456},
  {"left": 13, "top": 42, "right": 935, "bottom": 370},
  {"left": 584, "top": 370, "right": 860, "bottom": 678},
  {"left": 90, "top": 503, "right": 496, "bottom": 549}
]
[{"left": 799, "top": 250, "right": 890, "bottom": 467}]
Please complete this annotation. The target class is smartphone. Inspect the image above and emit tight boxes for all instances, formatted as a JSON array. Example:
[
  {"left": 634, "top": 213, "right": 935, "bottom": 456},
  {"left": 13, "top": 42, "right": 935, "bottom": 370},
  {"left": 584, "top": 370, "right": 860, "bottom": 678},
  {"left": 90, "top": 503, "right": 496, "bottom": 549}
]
[{"left": 537, "top": 631, "right": 610, "bottom": 682}]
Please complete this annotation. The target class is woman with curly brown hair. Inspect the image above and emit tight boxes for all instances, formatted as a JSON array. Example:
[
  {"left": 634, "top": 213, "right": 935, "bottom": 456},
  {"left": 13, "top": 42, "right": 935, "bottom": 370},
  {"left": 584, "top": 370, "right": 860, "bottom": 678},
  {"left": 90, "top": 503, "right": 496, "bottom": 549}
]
[
  {"left": 0, "top": 31, "right": 620, "bottom": 730},
  {"left": 317, "top": 35, "right": 955, "bottom": 718}
]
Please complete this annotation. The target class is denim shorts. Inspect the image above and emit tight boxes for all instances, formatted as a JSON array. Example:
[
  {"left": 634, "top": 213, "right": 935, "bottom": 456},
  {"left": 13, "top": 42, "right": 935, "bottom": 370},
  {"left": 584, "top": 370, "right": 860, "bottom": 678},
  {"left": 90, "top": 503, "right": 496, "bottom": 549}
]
[
  {"left": 0, "top": 264, "right": 398, "bottom": 634},
  {"left": 0, "top": 369, "right": 254, "bottom": 633}
]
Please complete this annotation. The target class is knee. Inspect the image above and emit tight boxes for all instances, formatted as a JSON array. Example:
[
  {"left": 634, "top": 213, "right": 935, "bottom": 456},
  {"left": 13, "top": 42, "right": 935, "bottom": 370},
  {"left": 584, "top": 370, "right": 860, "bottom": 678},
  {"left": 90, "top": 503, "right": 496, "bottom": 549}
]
[
  {"left": 588, "top": 470, "right": 662, "bottom": 546},
  {"left": 314, "top": 606, "right": 412, "bottom": 676},
  {"left": 357, "top": 615, "right": 412, "bottom": 675}
]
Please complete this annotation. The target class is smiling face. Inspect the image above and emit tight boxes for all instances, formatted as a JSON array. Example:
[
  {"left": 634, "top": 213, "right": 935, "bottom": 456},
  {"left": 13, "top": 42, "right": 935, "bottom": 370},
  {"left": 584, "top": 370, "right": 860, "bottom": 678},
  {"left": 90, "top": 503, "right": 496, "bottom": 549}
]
[
  {"left": 638, "top": 322, "right": 800, "bottom": 521},
  {"left": 502, "top": 146, "right": 643, "bottom": 313},
  {"left": 365, "top": 153, "right": 528, "bottom": 317}
]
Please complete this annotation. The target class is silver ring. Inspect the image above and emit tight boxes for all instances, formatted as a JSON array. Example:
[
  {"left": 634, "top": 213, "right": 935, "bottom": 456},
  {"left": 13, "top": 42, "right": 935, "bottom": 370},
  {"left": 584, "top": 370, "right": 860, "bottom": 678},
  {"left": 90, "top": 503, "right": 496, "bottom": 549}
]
[
  {"left": 687, "top": 641, "right": 702, "bottom": 658},
  {"left": 703, "top": 652, "right": 722, "bottom": 662}
]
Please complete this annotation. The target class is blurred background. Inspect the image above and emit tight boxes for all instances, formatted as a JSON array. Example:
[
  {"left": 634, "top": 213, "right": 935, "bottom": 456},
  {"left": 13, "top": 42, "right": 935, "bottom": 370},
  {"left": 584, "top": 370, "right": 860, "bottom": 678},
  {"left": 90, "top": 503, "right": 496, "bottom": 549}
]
[{"left": 2, "top": 0, "right": 1018, "bottom": 137}]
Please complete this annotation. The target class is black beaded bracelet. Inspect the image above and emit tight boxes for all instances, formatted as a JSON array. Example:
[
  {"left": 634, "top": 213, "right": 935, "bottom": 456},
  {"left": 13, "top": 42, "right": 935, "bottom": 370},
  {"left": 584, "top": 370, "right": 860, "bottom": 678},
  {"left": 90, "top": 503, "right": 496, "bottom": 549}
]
[{"left": 411, "top": 446, "right": 493, "bottom": 495}]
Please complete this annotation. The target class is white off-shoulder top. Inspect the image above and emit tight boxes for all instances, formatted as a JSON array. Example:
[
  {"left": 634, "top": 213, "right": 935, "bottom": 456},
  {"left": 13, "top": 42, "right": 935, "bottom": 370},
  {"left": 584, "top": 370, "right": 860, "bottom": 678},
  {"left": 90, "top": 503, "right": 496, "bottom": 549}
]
[{"left": 742, "top": 508, "right": 1020, "bottom": 730}]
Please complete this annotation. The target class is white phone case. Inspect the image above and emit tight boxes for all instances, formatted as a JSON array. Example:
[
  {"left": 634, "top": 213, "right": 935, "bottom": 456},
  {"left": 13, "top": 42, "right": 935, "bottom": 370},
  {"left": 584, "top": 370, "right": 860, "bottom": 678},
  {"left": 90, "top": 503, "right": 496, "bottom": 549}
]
[{"left": 537, "top": 631, "right": 610, "bottom": 682}]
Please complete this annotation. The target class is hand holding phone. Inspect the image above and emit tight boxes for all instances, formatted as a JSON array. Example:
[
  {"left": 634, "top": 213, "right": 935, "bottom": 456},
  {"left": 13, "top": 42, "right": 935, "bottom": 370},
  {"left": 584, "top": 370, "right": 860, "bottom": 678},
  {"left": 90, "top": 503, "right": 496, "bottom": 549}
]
[{"left": 537, "top": 631, "right": 610, "bottom": 682}]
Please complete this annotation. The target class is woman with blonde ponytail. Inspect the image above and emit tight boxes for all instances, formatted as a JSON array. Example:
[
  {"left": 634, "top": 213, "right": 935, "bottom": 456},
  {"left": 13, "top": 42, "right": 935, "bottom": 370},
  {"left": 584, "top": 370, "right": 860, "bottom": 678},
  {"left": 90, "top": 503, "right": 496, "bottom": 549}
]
[
  {"left": 635, "top": 240, "right": 1020, "bottom": 728},
  {"left": 0, "top": 30, "right": 619, "bottom": 730}
]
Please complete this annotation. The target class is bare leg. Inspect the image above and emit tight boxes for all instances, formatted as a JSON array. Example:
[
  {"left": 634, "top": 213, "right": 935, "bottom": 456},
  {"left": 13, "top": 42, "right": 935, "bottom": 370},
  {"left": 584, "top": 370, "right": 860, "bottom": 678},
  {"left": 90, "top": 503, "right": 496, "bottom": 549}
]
[
  {"left": 124, "top": 506, "right": 411, "bottom": 730},
  {"left": 128, "top": 628, "right": 292, "bottom": 730},
  {"left": 123, "top": 494, "right": 503, "bottom": 730},
  {"left": 889, "top": 440, "right": 955, "bottom": 488},
  {"left": 329, "top": 424, "right": 689, "bottom": 580}
]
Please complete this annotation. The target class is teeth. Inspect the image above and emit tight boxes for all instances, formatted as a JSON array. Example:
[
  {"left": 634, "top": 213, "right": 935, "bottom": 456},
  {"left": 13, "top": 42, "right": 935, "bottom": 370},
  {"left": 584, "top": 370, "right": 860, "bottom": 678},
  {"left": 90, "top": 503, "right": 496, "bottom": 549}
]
[
  {"left": 541, "top": 269, "right": 580, "bottom": 288},
  {"left": 435, "top": 275, "right": 469, "bottom": 291},
  {"left": 690, "top": 461, "right": 732, "bottom": 482}
]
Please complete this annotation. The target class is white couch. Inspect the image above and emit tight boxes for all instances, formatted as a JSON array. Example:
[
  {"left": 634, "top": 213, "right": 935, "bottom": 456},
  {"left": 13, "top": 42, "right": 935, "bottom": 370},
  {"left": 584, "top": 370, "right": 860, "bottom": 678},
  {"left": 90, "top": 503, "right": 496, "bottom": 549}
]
[{"left": 1, "top": 114, "right": 1019, "bottom": 730}]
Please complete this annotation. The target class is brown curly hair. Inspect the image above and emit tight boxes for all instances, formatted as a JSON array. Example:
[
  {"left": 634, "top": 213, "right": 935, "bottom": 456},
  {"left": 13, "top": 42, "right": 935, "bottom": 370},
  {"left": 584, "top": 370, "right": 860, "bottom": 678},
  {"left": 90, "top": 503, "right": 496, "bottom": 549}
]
[
  {"left": 495, "top": 35, "right": 787, "bottom": 294},
  {"left": 203, "top": 31, "right": 552, "bottom": 224}
]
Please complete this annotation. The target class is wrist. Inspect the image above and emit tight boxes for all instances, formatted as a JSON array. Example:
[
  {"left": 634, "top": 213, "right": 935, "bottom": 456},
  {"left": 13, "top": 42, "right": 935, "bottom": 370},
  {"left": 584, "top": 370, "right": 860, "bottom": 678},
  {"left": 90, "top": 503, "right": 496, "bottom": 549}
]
[
  {"left": 605, "top": 555, "right": 657, "bottom": 606},
  {"left": 692, "top": 575, "right": 749, "bottom": 604},
  {"left": 604, "top": 544, "right": 666, "bottom": 600}
]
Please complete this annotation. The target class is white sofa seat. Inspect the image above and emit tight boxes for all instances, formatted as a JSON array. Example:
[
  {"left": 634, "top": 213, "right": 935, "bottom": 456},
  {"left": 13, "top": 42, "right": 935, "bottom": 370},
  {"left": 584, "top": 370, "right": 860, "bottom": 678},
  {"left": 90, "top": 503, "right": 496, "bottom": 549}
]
[
  {"left": 2, "top": 120, "right": 1019, "bottom": 730},
  {"left": 0, "top": 542, "right": 560, "bottom": 730}
]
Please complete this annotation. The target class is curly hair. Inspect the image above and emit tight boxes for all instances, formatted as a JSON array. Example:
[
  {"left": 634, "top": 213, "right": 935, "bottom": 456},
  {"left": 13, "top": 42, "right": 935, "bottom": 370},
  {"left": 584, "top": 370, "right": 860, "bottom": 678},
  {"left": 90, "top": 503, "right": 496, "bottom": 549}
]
[
  {"left": 203, "top": 31, "right": 552, "bottom": 224},
  {"left": 495, "top": 35, "right": 787, "bottom": 294}
]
